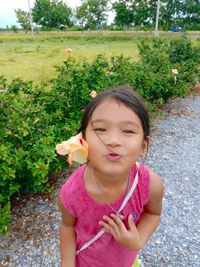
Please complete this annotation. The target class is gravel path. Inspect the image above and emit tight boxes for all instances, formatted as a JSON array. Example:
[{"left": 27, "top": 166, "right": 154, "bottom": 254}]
[{"left": 1, "top": 92, "right": 200, "bottom": 267}]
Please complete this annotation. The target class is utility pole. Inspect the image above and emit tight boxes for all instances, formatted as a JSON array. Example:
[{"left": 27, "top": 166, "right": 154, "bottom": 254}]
[
  {"left": 155, "top": 0, "right": 160, "bottom": 36},
  {"left": 28, "top": 0, "right": 34, "bottom": 36}
]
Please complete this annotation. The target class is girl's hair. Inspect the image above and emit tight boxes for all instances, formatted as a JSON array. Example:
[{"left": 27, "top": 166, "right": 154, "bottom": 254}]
[{"left": 80, "top": 85, "right": 150, "bottom": 140}]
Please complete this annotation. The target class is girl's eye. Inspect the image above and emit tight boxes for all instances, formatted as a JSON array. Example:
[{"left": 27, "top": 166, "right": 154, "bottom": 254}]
[
  {"left": 123, "top": 130, "right": 135, "bottom": 134},
  {"left": 94, "top": 128, "right": 106, "bottom": 132}
]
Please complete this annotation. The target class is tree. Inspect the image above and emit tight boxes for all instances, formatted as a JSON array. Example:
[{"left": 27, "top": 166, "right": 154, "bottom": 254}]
[
  {"left": 10, "top": 25, "right": 19, "bottom": 33},
  {"left": 113, "top": 0, "right": 158, "bottom": 30},
  {"left": 112, "top": 1, "right": 133, "bottom": 28},
  {"left": 159, "top": 0, "right": 200, "bottom": 31},
  {"left": 32, "top": 0, "right": 73, "bottom": 29},
  {"left": 180, "top": 0, "right": 200, "bottom": 30},
  {"left": 15, "top": 9, "right": 31, "bottom": 32},
  {"left": 76, "top": 0, "right": 109, "bottom": 30},
  {"left": 131, "top": 0, "right": 158, "bottom": 28}
]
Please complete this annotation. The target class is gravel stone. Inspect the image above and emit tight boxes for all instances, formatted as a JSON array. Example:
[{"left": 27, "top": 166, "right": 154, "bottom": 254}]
[{"left": 0, "top": 93, "right": 200, "bottom": 267}]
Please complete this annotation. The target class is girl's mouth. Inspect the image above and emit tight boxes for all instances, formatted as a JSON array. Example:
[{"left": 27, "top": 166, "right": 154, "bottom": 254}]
[{"left": 106, "top": 153, "right": 121, "bottom": 161}]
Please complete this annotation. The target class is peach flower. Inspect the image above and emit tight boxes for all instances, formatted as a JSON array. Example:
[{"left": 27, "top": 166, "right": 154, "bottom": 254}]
[
  {"left": 89, "top": 90, "right": 97, "bottom": 98},
  {"left": 33, "top": 118, "right": 40, "bottom": 124},
  {"left": 56, "top": 133, "right": 88, "bottom": 165},
  {"left": 172, "top": 69, "right": 178, "bottom": 75},
  {"left": 65, "top": 48, "right": 72, "bottom": 54}
]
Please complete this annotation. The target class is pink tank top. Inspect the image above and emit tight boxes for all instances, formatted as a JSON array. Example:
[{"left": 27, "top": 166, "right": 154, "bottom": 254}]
[{"left": 61, "top": 163, "right": 150, "bottom": 267}]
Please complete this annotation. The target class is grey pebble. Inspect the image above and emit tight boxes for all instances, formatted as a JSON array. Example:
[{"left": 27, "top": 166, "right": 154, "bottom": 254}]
[{"left": 0, "top": 93, "right": 200, "bottom": 267}]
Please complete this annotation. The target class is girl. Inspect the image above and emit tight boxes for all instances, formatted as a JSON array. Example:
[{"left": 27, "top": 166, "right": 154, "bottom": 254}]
[{"left": 58, "top": 86, "right": 164, "bottom": 267}]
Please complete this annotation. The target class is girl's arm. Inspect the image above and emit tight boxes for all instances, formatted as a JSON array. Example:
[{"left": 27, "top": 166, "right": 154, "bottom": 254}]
[
  {"left": 134, "top": 169, "right": 164, "bottom": 248},
  {"left": 99, "top": 169, "right": 164, "bottom": 250},
  {"left": 58, "top": 193, "right": 76, "bottom": 267}
]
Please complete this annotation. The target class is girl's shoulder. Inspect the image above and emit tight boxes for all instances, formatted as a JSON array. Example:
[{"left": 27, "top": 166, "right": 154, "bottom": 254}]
[
  {"left": 60, "top": 165, "right": 86, "bottom": 217},
  {"left": 142, "top": 167, "right": 164, "bottom": 216},
  {"left": 133, "top": 162, "right": 151, "bottom": 205},
  {"left": 139, "top": 163, "right": 164, "bottom": 209},
  {"left": 137, "top": 162, "right": 151, "bottom": 186},
  {"left": 61, "top": 164, "right": 86, "bottom": 189},
  {"left": 148, "top": 168, "right": 164, "bottom": 202}
]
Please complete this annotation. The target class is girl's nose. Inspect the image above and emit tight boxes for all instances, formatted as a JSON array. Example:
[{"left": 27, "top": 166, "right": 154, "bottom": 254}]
[{"left": 105, "top": 132, "right": 122, "bottom": 147}]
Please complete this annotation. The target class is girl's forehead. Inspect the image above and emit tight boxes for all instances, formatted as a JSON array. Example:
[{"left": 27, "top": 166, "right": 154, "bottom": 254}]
[{"left": 91, "top": 99, "right": 141, "bottom": 124}]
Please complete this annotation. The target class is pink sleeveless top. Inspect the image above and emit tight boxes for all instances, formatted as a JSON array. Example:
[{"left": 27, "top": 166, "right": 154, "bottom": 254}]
[{"left": 61, "top": 163, "right": 150, "bottom": 267}]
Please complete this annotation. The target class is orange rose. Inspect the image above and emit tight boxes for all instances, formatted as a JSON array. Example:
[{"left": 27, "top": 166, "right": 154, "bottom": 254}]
[{"left": 56, "top": 133, "right": 88, "bottom": 165}]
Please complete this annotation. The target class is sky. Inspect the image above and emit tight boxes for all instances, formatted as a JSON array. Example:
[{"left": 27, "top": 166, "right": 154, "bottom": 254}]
[{"left": 0, "top": 0, "right": 114, "bottom": 28}]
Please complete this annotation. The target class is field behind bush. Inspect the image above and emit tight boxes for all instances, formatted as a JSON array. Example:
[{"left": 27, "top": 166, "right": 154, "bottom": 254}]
[
  {"left": 1, "top": 30, "right": 199, "bottom": 84},
  {"left": 0, "top": 31, "right": 142, "bottom": 83}
]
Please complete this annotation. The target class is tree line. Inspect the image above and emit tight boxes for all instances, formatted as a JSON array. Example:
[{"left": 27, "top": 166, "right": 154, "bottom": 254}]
[{"left": 14, "top": 0, "right": 200, "bottom": 32}]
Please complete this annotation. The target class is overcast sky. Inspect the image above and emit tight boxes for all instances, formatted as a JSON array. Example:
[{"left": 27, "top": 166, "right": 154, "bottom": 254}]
[{"left": 0, "top": 0, "right": 114, "bottom": 28}]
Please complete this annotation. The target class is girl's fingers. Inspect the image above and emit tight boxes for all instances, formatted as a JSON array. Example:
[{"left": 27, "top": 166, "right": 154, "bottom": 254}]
[
  {"left": 99, "top": 215, "right": 120, "bottom": 238},
  {"left": 110, "top": 213, "right": 127, "bottom": 232}
]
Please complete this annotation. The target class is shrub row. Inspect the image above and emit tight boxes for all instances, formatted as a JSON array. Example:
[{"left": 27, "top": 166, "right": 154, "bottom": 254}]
[{"left": 0, "top": 36, "right": 200, "bottom": 234}]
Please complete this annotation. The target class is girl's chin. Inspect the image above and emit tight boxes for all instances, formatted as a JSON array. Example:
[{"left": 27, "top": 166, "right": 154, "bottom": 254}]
[{"left": 88, "top": 163, "right": 129, "bottom": 176}]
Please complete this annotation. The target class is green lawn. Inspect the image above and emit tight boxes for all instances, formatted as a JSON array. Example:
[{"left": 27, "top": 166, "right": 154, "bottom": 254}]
[
  {"left": 0, "top": 32, "right": 140, "bottom": 84},
  {"left": 1, "top": 31, "right": 199, "bottom": 84}
]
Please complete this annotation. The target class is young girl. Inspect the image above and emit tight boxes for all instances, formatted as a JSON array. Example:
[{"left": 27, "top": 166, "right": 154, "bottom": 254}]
[{"left": 57, "top": 86, "right": 164, "bottom": 267}]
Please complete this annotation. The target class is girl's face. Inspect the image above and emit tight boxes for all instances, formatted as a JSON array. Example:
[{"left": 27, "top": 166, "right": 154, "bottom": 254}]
[{"left": 85, "top": 99, "right": 149, "bottom": 177}]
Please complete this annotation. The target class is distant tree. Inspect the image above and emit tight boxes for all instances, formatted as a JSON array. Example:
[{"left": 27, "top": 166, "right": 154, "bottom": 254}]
[
  {"left": 76, "top": 0, "right": 109, "bottom": 30},
  {"left": 113, "top": 0, "right": 157, "bottom": 30},
  {"left": 159, "top": 1, "right": 178, "bottom": 31},
  {"left": 32, "top": 0, "right": 73, "bottom": 29},
  {"left": 131, "top": 0, "right": 157, "bottom": 28},
  {"left": 112, "top": 0, "right": 200, "bottom": 31},
  {"left": 180, "top": 0, "right": 200, "bottom": 30},
  {"left": 15, "top": 9, "right": 31, "bottom": 32},
  {"left": 159, "top": 0, "right": 200, "bottom": 31},
  {"left": 112, "top": 1, "right": 133, "bottom": 29},
  {"left": 10, "top": 25, "right": 19, "bottom": 33}
]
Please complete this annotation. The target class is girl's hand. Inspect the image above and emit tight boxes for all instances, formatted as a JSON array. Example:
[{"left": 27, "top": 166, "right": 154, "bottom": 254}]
[{"left": 99, "top": 214, "right": 141, "bottom": 250}]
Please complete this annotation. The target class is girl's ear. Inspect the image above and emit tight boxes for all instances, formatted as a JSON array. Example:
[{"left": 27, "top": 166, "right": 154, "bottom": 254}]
[{"left": 140, "top": 136, "right": 151, "bottom": 157}]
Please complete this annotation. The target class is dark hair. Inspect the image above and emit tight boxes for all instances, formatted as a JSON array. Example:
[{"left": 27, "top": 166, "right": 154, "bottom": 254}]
[{"left": 80, "top": 85, "right": 150, "bottom": 140}]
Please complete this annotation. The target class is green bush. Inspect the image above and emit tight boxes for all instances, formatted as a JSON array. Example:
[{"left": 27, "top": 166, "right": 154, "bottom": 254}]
[{"left": 0, "top": 36, "right": 200, "bottom": 234}]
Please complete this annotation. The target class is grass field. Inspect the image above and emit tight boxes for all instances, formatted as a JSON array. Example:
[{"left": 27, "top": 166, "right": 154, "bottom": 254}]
[
  {"left": 0, "top": 31, "right": 199, "bottom": 84},
  {"left": 0, "top": 32, "right": 141, "bottom": 84}
]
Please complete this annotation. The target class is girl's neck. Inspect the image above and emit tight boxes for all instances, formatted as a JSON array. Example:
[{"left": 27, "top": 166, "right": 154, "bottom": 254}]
[{"left": 87, "top": 164, "right": 130, "bottom": 189}]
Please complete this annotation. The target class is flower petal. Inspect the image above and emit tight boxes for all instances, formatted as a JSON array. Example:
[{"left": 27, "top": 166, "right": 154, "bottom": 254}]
[
  {"left": 67, "top": 153, "right": 73, "bottom": 165},
  {"left": 56, "top": 133, "right": 89, "bottom": 164},
  {"left": 70, "top": 149, "right": 88, "bottom": 164},
  {"left": 56, "top": 141, "right": 70, "bottom": 155},
  {"left": 172, "top": 69, "right": 178, "bottom": 75},
  {"left": 89, "top": 90, "right": 97, "bottom": 98}
]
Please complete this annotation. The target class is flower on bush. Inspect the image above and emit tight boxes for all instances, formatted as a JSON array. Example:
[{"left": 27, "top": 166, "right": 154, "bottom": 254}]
[
  {"left": 89, "top": 90, "right": 97, "bottom": 98},
  {"left": 56, "top": 133, "right": 88, "bottom": 165},
  {"left": 33, "top": 118, "right": 40, "bottom": 124},
  {"left": 172, "top": 69, "right": 178, "bottom": 75},
  {"left": 65, "top": 48, "right": 72, "bottom": 54},
  {"left": 172, "top": 69, "right": 178, "bottom": 84},
  {"left": 0, "top": 89, "right": 7, "bottom": 93}
]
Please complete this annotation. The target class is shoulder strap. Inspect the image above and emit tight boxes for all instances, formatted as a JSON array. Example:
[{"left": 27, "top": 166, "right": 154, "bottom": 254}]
[
  {"left": 76, "top": 162, "right": 139, "bottom": 255},
  {"left": 118, "top": 162, "right": 139, "bottom": 213}
]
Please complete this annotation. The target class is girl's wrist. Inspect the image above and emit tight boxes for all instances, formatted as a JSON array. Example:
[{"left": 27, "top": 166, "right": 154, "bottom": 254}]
[
  {"left": 123, "top": 233, "right": 142, "bottom": 251},
  {"left": 130, "top": 238, "right": 142, "bottom": 251}
]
